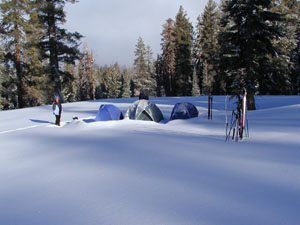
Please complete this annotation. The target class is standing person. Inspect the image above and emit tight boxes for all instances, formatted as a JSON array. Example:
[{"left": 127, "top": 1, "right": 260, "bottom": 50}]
[{"left": 52, "top": 96, "right": 62, "bottom": 126}]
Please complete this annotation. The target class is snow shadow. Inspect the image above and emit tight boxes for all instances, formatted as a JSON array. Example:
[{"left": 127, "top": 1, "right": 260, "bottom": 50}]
[
  {"left": 82, "top": 119, "right": 95, "bottom": 123},
  {"left": 30, "top": 119, "right": 51, "bottom": 124}
]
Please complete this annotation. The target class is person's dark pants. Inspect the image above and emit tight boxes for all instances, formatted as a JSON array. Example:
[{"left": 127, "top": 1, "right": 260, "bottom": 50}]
[{"left": 55, "top": 115, "right": 61, "bottom": 126}]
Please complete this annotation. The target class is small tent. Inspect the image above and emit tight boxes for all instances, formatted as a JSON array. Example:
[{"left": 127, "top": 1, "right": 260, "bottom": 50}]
[
  {"left": 170, "top": 102, "right": 199, "bottom": 120},
  {"left": 125, "top": 100, "right": 164, "bottom": 123},
  {"left": 95, "top": 104, "right": 124, "bottom": 121}
]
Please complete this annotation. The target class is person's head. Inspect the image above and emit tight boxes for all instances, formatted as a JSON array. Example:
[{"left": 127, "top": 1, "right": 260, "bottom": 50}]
[
  {"left": 139, "top": 92, "right": 149, "bottom": 100},
  {"left": 54, "top": 96, "right": 60, "bottom": 103}
]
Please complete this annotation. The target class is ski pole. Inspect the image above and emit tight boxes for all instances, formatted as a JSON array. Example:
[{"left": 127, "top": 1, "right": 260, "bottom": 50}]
[{"left": 225, "top": 95, "right": 228, "bottom": 141}]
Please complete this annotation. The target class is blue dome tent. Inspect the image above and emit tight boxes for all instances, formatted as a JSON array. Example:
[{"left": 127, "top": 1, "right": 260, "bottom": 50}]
[
  {"left": 95, "top": 104, "right": 124, "bottom": 121},
  {"left": 170, "top": 102, "right": 199, "bottom": 120}
]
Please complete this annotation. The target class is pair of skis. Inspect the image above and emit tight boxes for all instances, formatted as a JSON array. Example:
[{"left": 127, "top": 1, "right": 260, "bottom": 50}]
[{"left": 225, "top": 89, "right": 249, "bottom": 142}]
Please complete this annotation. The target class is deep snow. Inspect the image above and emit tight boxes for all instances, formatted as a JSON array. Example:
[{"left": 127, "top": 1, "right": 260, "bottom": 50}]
[{"left": 0, "top": 96, "right": 300, "bottom": 225}]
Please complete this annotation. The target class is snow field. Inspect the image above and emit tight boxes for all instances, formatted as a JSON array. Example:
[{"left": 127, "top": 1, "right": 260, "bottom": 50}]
[{"left": 0, "top": 96, "right": 300, "bottom": 225}]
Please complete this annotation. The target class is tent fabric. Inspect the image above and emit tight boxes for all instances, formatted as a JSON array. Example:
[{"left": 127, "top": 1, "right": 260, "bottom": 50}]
[
  {"left": 170, "top": 102, "right": 199, "bottom": 120},
  {"left": 125, "top": 100, "right": 164, "bottom": 123},
  {"left": 95, "top": 104, "right": 124, "bottom": 121}
]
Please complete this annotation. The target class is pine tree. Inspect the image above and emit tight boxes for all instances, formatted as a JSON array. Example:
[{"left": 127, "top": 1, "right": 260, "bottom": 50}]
[
  {"left": 154, "top": 54, "right": 166, "bottom": 97},
  {"left": 78, "top": 44, "right": 95, "bottom": 101},
  {"left": 107, "top": 63, "right": 122, "bottom": 99},
  {"left": 121, "top": 68, "right": 131, "bottom": 98},
  {"left": 270, "top": 0, "right": 300, "bottom": 94},
  {"left": 202, "top": 60, "right": 214, "bottom": 95},
  {"left": 145, "top": 45, "right": 157, "bottom": 96},
  {"left": 220, "top": 0, "right": 283, "bottom": 110},
  {"left": 96, "top": 65, "right": 109, "bottom": 99},
  {"left": 37, "top": 0, "right": 82, "bottom": 101},
  {"left": 173, "top": 6, "right": 193, "bottom": 96},
  {"left": 0, "top": 46, "right": 5, "bottom": 110},
  {"left": 23, "top": 2, "right": 49, "bottom": 106},
  {"left": 133, "top": 37, "right": 156, "bottom": 96},
  {"left": 195, "top": 0, "right": 221, "bottom": 95},
  {"left": 161, "top": 18, "right": 176, "bottom": 96},
  {"left": 295, "top": 24, "right": 300, "bottom": 93},
  {"left": 62, "top": 62, "right": 76, "bottom": 102},
  {"left": 218, "top": 0, "right": 233, "bottom": 95},
  {"left": 192, "top": 66, "right": 200, "bottom": 96},
  {"left": 0, "top": 0, "right": 30, "bottom": 108},
  {"left": 0, "top": 58, "right": 17, "bottom": 109}
]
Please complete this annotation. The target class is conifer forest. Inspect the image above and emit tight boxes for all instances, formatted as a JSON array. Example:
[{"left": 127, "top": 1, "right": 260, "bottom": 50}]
[{"left": 0, "top": 0, "right": 299, "bottom": 110}]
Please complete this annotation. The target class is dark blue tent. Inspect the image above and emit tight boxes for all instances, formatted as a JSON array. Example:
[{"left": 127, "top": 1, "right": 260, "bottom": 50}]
[
  {"left": 170, "top": 102, "right": 199, "bottom": 120},
  {"left": 95, "top": 104, "right": 124, "bottom": 121}
]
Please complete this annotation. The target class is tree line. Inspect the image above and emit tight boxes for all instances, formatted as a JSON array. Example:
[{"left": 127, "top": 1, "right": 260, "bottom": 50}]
[{"left": 1, "top": 0, "right": 299, "bottom": 111}]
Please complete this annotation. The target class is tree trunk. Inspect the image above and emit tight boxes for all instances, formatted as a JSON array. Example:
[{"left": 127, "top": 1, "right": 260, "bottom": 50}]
[
  {"left": 48, "top": 14, "right": 61, "bottom": 99},
  {"left": 247, "top": 94, "right": 256, "bottom": 110},
  {"left": 14, "top": 15, "right": 25, "bottom": 109},
  {"left": 16, "top": 42, "right": 25, "bottom": 108}
]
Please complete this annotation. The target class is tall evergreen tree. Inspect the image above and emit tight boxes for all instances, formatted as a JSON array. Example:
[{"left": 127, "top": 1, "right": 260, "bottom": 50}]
[
  {"left": 195, "top": 0, "right": 221, "bottom": 95},
  {"left": 0, "top": 0, "right": 30, "bottom": 108},
  {"left": 0, "top": 45, "right": 5, "bottom": 110},
  {"left": 220, "top": 0, "right": 283, "bottom": 109},
  {"left": 269, "top": 0, "right": 300, "bottom": 94},
  {"left": 218, "top": 0, "right": 233, "bottom": 94},
  {"left": 107, "top": 63, "right": 122, "bottom": 99},
  {"left": 173, "top": 6, "right": 193, "bottom": 96},
  {"left": 192, "top": 66, "right": 200, "bottom": 96},
  {"left": 154, "top": 54, "right": 166, "bottom": 97},
  {"left": 133, "top": 37, "right": 146, "bottom": 95},
  {"left": 121, "top": 68, "right": 131, "bottom": 98},
  {"left": 145, "top": 45, "right": 157, "bottom": 96},
  {"left": 295, "top": 24, "right": 300, "bottom": 93},
  {"left": 78, "top": 44, "right": 95, "bottom": 101},
  {"left": 23, "top": 2, "right": 49, "bottom": 106},
  {"left": 62, "top": 62, "right": 77, "bottom": 102},
  {"left": 133, "top": 37, "right": 155, "bottom": 96},
  {"left": 37, "top": 0, "right": 82, "bottom": 101},
  {"left": 98, "top": 65, "right": 110, "bottom": 99},
  {"left": 161, "top": 18, "right": 176, "bottom": 96}
]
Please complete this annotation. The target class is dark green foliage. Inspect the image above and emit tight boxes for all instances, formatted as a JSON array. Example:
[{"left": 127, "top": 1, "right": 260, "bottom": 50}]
[
  {"left": 78, "top": 45, "right": 95, "bottom": 101},
  {"left": 133, "top": 37, "right": 147, "bottom": 95},
  {"left": 93, "top": 64, "right": 124, "bottom": 100},
  {"left": 296, "top": 24, "right": 300, "bottom": 93},
  {"left": 154, "top": 54, "right": 166, "bottom": 97},
  {"left": 1, "top": 0, "right": 299, "bottom": 110},
  {"left": 192, "top": 66, "right": 200, "bottom": 96},
  {"left": 37, "top": 0, "right": 82, "bottom": 98},
  {"left": 195, "top": 0, "right": 220, "bottom": 95},
  {"left": 173, "top": 6, "right": 193, "bottom": 96},
  {"left": 133, "top": 37, "right": 156, "bottom": 97},
  {"left": 0, "top": 0, "right": 29, "bottom": 108},
  {"left": 121, "top": 68, "right": 131, "bottom": 98},
  {"left": 0, "top": 0, "right": 81, "bottom": 109},
  {"left": 220, "top": 0, "right": 283, "bottom": 109},
  {"left": 107, "top": 63, "right": 122, "bottom": 99},
  {"left": 161, "top": 18, "right": 176, "bottom": 96},
  {"left": 270, "top": 0, "right": 300, "bottom": 95}
]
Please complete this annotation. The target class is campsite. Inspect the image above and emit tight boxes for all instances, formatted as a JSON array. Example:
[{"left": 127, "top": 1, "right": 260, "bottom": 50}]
[{"left": 0, "top": 95, "right": 300, "bottom": 225}]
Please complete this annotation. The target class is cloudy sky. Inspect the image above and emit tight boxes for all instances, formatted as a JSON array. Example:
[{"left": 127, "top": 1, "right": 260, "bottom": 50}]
[{"left": 64, "top": 0, "right": 219, "bottom": 67}]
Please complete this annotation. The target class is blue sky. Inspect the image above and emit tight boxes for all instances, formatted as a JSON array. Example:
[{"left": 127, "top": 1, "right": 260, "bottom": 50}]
[{"left": 64, "top": 0, "right": 220, "bottom": 67}]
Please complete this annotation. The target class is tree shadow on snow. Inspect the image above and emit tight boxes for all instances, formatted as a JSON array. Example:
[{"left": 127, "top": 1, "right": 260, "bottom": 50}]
[
  {"left": 83, "top": 119, "right": 95, "bottom": 123},
  {"left": 30, "top": 119, "right": 51, "bottom": 124}
]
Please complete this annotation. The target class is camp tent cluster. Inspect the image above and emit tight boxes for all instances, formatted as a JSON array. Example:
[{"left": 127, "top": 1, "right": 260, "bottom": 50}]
[{"left": 95, "top": 100, "right": 199, "bottom": 123}]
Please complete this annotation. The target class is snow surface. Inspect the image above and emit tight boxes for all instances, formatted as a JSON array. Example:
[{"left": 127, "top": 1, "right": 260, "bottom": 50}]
[{"left": 0, "top": 96, "right": 300, "bottom": 225}]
